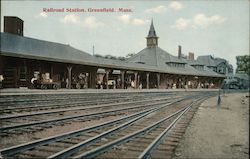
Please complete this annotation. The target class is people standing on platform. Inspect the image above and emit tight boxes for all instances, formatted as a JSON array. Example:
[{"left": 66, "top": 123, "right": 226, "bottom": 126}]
[
  {"left": 131, "top": 80, "right": 135, "bottom": 88},
  {"left": 139, "top": 83, "right": 142, "bottom": 89},
  {"left": 30, "top": 72, "right": 40, "bottom": 88},
  {"left": 66, "top": 78, "right": 69, "bottom": 89},
  {"left": 31, "top": 77, "right": 37, "bottom": 85},
  {"left": 97, "top": 80, "right": 102, "bottom": 89},
  {"left": 0, "top": 75, "right": 4, "bottom": 89}
]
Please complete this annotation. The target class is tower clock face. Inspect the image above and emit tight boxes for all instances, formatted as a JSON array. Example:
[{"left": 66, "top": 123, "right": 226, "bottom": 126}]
[
  {"left": 147, "top": 38, "right": 157, "bottom": 46},
  {"left": 153, "top": 39, "right": 156, "bottom": 44},
  {"left": 148, "top": 39, "right": 152, "bottom": 44}
]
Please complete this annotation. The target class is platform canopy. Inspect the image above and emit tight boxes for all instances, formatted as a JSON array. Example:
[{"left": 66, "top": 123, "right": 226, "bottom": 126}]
[{"left": 1, "top": 32, "right": 224, "bottom": 78}]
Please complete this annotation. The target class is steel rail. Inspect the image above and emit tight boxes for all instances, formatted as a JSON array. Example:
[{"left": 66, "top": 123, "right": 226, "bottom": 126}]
[
  {"left": 0, "top": 96, "right": 177, "bottom": 120},
  {"left": 0, "top": 93, "right": 169, "bottom": 112},
  {"left": 47, "top": 102, "right": 175, "bottom": 159},
  {"left": 138, "top": 102, "right": 194, "bottom": 159},
  {"left": 0, "top": 92, "right": 175, "bottom": 104},
  {"left": 0, "top": 97, "right": 184, "bottom": 157},
  {"left": 138, "top": 95, "right": 212, "bottom": 159},
  {"left": 0, "top": 95, "right": 118, "bottom": 104},
  {"left": 0, "top": 106, "right": 157, "bottom": 157},
  {"left": 0, "top": 95, "right": 146, "bottom": 112},
  {"left": 0, "top": 94, "right": 132, "bottom": 103},
  {"left": 0, "top": 91, "right": 174, "bottom": 98},
  {"left": 72, "top": 103, "right": 192, "bottom": 159},
  {"left": 0, "top": 97, "right": 179, "bottom": 132},
  {"left": 0, "top": 91, "right": 142, "bottom": 101}
]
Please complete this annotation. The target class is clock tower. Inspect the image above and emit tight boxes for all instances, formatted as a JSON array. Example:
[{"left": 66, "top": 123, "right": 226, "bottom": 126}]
[{"left": 146, "top": 20, "right": 158, "bottom": 47}]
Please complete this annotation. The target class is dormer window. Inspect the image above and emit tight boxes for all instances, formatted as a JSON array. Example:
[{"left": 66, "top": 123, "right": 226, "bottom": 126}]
[
  {"left": 166, "top": 62, "right": 185, "bottom": 68},
  {"left": 136, "top": 61, "right": 145, "bottom": 64},
  {"left": 191, "top": 65, "right": 204, "bottom": 70}
]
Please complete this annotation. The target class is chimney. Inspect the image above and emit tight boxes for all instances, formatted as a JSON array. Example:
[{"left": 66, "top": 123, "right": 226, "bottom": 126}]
[
  {"left": 188, "top": 52, "right": 194, "bottom": 60},
  {"left": 4, "top": 16, "right": 24, "bottom": 36},
  {"left": 178, "top": 45, "right": 182, "bottom": 59}
]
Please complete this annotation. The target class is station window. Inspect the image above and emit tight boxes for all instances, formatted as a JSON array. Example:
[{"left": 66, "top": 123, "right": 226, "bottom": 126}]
[
  {"left": 166, "top": 62, "right": 185, "bottom": 68},
  {"left": 19, "top": 65, "right": 27, "bottom": 81},
  {"left": 192, "top": 65, "right": 204, "bottom": 70},
  {"left": 136, "top": 61, "right": 145, "bottom": 64}
]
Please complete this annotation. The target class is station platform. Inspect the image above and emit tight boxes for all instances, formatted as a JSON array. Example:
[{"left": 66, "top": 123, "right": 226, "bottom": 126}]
[{"left": 0, "top": 88, "right": 220, "bottom": 96}]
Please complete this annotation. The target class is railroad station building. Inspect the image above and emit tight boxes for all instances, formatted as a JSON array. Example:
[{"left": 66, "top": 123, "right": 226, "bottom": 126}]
[{"left": 0, "top": 16, "right": 226, "bottom": 89}]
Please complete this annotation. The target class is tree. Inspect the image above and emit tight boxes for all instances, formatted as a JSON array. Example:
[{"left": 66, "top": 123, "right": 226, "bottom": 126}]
[
  {"left": 236, "top": 55, "right": 250, "bottom": 75},
  {"left": 94, "top": 53, "right": 133, "bottom": 61},
  {"left": 94, "top": 54, "right": 104, "bottom": 58},
  {"left": 125, "top": 53, "right": 136, "bottom": 58},
  {"left": 117, "top": 56, "right": 126, "bottom": 61}
]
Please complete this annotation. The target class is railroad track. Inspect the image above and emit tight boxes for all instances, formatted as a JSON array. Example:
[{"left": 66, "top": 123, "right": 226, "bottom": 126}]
[
  {"left": 60, "top": 96, "right": 206, "bottom": 159},
  {"left": 0, "top": 91, "right": 216, "bottom": 158},
  {"left": 0, "top": 95, "right": 146, "bottom": 114},
  {"left": 0, "top": 100, "right": 172, "bottom": 157},
  {"left": 0, "top": 92, "right": 176, "bottom": 104},
  {"left": 0, "top": 92, "right": 213, "bottom": 158},
  {"left": 0, "top": 96, "right": 180, "bottom": 120},
  {"left": 0, "top": 92, "right": 176, "bottom": 114},
  {"left": 0, "top": 96, "right": 180, "bottom": 133}
]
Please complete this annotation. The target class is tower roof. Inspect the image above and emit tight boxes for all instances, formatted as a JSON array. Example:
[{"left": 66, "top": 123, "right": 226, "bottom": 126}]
[{"left": 147, "top": 20, "right": 157, "bottom": 37}]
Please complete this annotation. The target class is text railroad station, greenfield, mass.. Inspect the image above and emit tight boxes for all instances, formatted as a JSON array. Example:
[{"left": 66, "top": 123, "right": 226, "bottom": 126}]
[{"left": 42, "top": 8, "right": 133, "bottom": 13}]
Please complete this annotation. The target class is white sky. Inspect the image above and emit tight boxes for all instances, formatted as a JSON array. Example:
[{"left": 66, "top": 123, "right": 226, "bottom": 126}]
[{"left": 1, "top": 0, "right": 249, "bottom": 70}]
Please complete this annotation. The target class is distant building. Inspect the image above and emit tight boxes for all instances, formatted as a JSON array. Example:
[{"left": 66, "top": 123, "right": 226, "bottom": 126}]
[
  {"left": 196, "top": 55, "right": 240, "bottom": 88},
  {"left": 195, "top": 55, "right": 250, "bottom": 89},
  {"left": 197, "top": 55, "right": 233, "bottom": 75}
]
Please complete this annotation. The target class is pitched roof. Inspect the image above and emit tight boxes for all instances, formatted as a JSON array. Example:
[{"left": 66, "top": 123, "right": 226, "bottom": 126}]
[
  {"left": 1, "top": 32, "right": 224, "bottom": 78},
  {"left": 186, "top": 60, "right": 204, "bottom": 66},
  {"left": 1, "top": 32, "right": 95, "bottom": 63},
  {"left": 126, "top": 46, "right": 224, "bottom": 77},
  {"left": 197, "top": 55, "right": 228, "bottom": 67},
  {"left": 127, "top": 47, "right": 187, "bottom": 66},
  {"left": 0, "top": 32, "right": 163, "bottom": 72},
  {"left": 197, "top": 55, "right": 217, "bottom": 67},
  {"left": 214, "top": 57, "right": 227, "bottom": 65}
]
